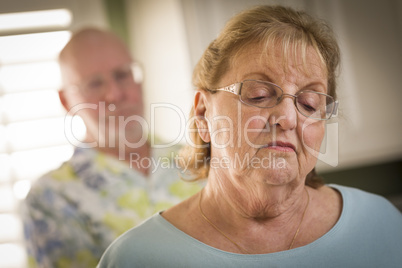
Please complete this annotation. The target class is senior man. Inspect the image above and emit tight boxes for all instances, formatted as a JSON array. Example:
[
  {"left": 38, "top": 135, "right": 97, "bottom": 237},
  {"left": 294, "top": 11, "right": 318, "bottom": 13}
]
[{"left": 21, "top": 28, "right": 199, "bottom": 268}]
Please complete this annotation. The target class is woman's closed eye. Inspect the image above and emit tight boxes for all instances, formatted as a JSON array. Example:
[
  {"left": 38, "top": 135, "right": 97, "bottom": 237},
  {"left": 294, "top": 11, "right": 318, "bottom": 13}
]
[
  {"left": 297, "top": 94, "right": 321, "bottom": 112},
  {"left": 244, "top": 89, "right": 277, "bottom": 103},
  {"left": 298, "top": 101, "right": 317, "bottom": 112}
]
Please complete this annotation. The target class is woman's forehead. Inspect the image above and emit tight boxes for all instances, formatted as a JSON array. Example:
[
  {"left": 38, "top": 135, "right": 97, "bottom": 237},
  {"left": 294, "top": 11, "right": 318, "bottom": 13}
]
[{"left": 231, "top": 42, "right": 327, "bottom": 79}]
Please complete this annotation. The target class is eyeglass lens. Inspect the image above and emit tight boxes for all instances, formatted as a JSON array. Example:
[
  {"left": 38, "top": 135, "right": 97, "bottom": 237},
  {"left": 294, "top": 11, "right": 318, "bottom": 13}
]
[{"left": 240, "top": 80, "right": 334, "bottom": 120}]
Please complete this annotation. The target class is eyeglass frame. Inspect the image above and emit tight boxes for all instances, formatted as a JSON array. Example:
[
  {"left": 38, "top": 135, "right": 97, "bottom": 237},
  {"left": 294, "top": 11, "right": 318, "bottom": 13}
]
[{"left": 211, "top": 79, "right": 338, "bottom": 121}]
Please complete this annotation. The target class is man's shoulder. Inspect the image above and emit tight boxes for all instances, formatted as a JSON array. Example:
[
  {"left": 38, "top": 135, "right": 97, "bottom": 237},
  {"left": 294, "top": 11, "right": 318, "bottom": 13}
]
[
  {"left": 24, "top": 163, "right": 76, "bottom": 204},
  {"left": 33, "top": 160, "right": 77, "bottom": 184},
  {"left": 28, "top": 147, "right": 109, "bottom": 193}
]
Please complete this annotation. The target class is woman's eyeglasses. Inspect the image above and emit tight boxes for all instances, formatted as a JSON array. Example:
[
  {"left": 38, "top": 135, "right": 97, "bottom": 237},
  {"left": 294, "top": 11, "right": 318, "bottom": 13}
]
[{"left": 213, "top": 79, "right": 338, "bottom": 120}]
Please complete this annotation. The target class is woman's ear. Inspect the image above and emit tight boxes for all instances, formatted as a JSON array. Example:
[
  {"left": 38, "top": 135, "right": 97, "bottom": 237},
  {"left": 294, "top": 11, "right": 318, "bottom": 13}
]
[{"left": 194, "top": 90, "right": 211, "bottom": 143}]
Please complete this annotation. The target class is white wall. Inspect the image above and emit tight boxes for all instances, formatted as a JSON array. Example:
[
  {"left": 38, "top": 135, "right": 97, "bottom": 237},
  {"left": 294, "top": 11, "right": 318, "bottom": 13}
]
[
  {"left": 126, "top": 0, "right": 402, "bottom": 171},
  {"left": 126, "top": 0, "right": 193, "bottom": 146}
]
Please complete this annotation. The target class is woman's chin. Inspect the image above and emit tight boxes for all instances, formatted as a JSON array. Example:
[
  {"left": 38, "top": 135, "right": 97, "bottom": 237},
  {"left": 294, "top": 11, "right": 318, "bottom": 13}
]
[
  {"left": 256, "top": 159, "right": 299, "bottom": 186},
  {"left": 262, "top": 169, "right": 296, "bottom": 186}
]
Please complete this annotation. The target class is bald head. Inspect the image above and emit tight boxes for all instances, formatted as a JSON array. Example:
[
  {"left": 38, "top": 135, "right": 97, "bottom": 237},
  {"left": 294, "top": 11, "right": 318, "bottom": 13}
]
[
  {"left": 59, "top": 28, "right": 133, "bottom": 87},
  {"left": 57, "top": 27, "right": 145, "bottom": 154}
]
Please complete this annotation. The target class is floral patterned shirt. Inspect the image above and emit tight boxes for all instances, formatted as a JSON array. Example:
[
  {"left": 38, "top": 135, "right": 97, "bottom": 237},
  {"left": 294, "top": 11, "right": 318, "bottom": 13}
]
[{"left": 21, "top": 146, "right": 201, "bottom": 268}]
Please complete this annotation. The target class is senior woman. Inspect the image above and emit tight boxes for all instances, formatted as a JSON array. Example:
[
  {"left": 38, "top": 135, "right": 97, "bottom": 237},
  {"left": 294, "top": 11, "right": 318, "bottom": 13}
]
[{"left": 98, "top": 5, "right": 402, "bottom": 267}]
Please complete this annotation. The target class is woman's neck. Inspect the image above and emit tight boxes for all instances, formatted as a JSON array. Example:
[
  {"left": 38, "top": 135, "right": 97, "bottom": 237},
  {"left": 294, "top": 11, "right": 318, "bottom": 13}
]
[
  {"left": 205, "top": 170, "right": 305, "bottom": 219},
  {"left": 198, "top": 174, "right": 310, "bottom": 253}
]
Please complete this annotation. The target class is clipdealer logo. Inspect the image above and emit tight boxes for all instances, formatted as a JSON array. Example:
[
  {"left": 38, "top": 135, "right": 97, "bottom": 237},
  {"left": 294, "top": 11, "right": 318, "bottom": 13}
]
[{"left": 63, "top": 101, "right": 338, "bottom": 166}]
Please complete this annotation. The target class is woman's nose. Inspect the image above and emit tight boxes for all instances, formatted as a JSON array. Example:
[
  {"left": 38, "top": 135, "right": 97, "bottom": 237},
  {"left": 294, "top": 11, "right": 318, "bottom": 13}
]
[{"left": 268, "top": 95, "right": 297, "bottom": 130}]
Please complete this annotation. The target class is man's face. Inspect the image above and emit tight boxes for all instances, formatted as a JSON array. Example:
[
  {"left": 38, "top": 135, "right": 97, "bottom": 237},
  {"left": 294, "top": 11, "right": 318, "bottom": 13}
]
[{"left": 60, "top": 35, "right": 145, "bottom": 150}]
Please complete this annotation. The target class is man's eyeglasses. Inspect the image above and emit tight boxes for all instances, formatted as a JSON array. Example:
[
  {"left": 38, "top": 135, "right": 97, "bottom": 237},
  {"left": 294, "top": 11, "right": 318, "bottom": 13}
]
[
  {"left": 65, "top": 62, "right": 143, "bottom": 97},
  {"left": 213, "top": 79, "right": 338, "bottom": 120}
]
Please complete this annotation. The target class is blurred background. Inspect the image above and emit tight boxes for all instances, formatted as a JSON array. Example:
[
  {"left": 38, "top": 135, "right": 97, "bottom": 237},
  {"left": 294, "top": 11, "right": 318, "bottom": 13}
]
[{"left": 0, "top": 0, "right": 401, "bottom": 267}]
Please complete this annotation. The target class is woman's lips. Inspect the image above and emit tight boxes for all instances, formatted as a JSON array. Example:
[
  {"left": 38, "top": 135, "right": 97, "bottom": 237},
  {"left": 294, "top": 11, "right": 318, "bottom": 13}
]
[{"left": 261, "top": 141, "right": 296, "bottom": 152}]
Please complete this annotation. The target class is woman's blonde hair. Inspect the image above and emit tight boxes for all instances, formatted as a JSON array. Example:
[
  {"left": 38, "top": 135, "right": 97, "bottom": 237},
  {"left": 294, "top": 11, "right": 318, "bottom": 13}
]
[{"left": 180, "top": 5, "right": 340, "bottom": 188}]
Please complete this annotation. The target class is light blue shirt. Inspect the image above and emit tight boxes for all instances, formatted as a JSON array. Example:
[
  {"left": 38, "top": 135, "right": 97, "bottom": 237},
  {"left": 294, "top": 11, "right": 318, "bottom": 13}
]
[{"left": 98, "top": 185, "right": 402, "bottom": 268}]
